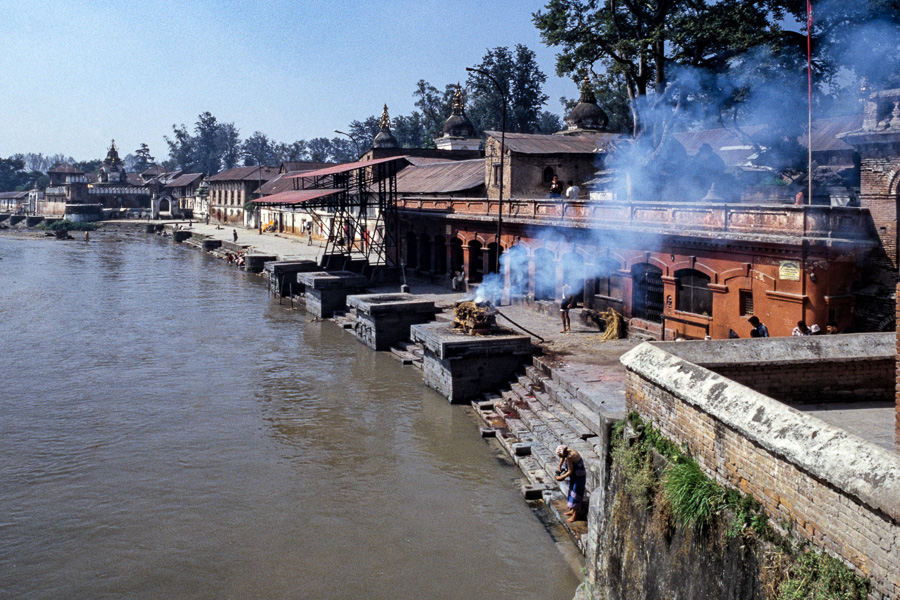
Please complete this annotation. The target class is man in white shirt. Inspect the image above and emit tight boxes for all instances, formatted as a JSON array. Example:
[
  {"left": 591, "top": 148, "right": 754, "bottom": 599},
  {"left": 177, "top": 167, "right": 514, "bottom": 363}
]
[{"left": 565, "top": 180, "right": 580, "bottom": 200}]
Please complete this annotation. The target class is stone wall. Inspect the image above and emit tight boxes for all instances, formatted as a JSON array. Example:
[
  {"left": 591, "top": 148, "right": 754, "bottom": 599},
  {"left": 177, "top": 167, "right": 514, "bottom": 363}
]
[
  {"left": 621, "top": 342, "right": 900, "bottom": 600},
  {"left": 662, "top": 333, "right": 895, "bottom": 404}
]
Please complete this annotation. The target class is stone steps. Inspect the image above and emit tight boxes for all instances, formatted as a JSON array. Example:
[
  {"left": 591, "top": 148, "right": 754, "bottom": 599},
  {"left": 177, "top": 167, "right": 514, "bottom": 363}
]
[
  {"left": 472, "top": 359, "right": 612, "bottom": 552},
  {"left": 389, "top": 341, "right": 423, "bottom": 369}
]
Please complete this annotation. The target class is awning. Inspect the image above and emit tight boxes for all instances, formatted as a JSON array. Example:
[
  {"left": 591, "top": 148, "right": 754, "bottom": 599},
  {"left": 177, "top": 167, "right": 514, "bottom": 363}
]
[
  {"left": 256, "top": 189, "right": 341, "bottom": 205},
  {"left": 284, "top": 155, "right": 409, "bottom": 180}
]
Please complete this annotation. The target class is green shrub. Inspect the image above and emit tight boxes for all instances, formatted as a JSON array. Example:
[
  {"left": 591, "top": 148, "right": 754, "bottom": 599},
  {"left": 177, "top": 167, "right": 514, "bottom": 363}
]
[
  {"left": 778, "top": 549, "right": 869, "bottom": 600},
  {"left": 662, "top": 457, "right": 724, "bottom": 531}
]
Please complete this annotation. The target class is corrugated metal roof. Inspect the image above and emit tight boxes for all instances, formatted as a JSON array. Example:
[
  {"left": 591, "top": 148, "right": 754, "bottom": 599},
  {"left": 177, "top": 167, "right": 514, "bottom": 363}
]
[
  {"left": 675, "top": 115, "right": 863, "bottom": 165},
  {"left": 256, "top": 189, "right": 341, "bottom": 205},
  {"left": 0, "top": 191, "right": 28, "bottom": 199},
  {"left": 484, "top": 131, "right": 620, "bottom": 154},
  {"left": 809, "top": 115, "right": 862, "bottom": 152},
  {"left": 285, "top": 156, "right": 409, "bottom": 180},
  {"left": 165, "top": 173, "right": 204, "bottom": 188},
  {"left": 395, "top": 160, "right": 485, "bottom": 194},
  {"left": 403, "top": 156, "right": 459, "bottom": 166},
  {"left": 280, "top": 161, "right": 333, "bottom": 173},
  {"left": 207, "top": 166, "right": 280, "bottom": 182}
]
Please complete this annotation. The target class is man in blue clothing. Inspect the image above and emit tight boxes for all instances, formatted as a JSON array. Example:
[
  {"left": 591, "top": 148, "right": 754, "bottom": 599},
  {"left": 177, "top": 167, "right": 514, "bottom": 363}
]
[{"left": 748, "top": 316, "right": 769, "bottom": 337}]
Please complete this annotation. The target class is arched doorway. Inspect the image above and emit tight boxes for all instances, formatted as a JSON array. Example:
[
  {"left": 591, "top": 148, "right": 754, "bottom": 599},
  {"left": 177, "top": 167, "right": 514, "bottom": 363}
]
[
  {"left": 486, "top": 242, "right": 503, "bottom": 274},
  {"left": 433, "top": 236, "right": 447, "bottom": 275},
  {"left": 419, "top": 234, "right": 432, "bottom": 272},
  {"left": 468, "top": 240, "right": 483, "bottom": 283},
  {"left": 534, "top": 248, "right": 555, "bottom": 300},
  {"left": 405, "top": 232, "right": 418, "bottom": 269},
  {"left": 503, "top": 244, "right": 529, "bottom": 298},
  {"left": 561, "top": 252, "right": 585, "bottom": 307},
  {"left": 449, "top": 238, "right": 463, "bottom": 275},
  {"left": 631, "top": 263, "right": 664, "bottom": 322}
]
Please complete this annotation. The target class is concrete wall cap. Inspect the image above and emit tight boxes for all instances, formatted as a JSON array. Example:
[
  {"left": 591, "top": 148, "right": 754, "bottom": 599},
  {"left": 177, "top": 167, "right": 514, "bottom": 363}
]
[{"left": 621, "top": 342, "right": 900, "bottom": 522}]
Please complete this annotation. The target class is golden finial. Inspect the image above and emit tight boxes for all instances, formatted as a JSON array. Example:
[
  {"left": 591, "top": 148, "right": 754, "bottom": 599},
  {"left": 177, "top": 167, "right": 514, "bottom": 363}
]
[{"left": 379, "top": 104, "right": 391, "bottom": 131}]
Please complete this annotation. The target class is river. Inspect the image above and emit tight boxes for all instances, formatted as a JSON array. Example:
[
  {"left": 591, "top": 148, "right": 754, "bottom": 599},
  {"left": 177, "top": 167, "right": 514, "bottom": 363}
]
[{"left": 0, "top": 231, "right": 579, "bottom": 600}]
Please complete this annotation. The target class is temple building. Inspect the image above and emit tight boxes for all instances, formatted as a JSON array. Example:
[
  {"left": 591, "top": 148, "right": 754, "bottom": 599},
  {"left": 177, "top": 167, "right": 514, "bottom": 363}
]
[{"left": 394, "top": 83, "right": 887, "bottom": 340}]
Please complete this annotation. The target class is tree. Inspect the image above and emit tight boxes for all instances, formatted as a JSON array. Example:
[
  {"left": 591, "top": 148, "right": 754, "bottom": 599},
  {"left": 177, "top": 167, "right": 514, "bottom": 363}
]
[
  {"left": 165, "top": 124, "right": 198, "bottom": 172},
  {"left": 306, "top": 138, "right": 334, "bottom": 162},
  {"left": 242, "top": 131, "right": 277, "bottom": 166},
  {"left": 348, "top": 116, "right": 380, "bottom": 152},
  {"left": 274, "top": 140, "right": 308, "bottom": 163},
  {"left": 218, "top": 123, "right": 242, "bottom": 170},
  {"left": 132, "top": 143, "right": 154, "bottom": 173},
  {"left": 0, "top": 156, "right": 26, "bottom": 192},
  {"left": 328, "top": 137, "right": 357, "bottom": 163},
  {"left": 74, "top": 159, "right": 102, "bottom": 173},
  {"left": 393, "top": 112, "right": 431, "bottom": 148},
  {"left": 466, "top": 45, "right": 550, "bottom": 134},
  {"left": 533, "top": 0, "right": 805, "bottom": 138},
  {"left": 413, "top": 80, "right": 458, "bottom": 144},
  {"left": 194, "top": 112, "right": 222, "bottom": 175},
  {"left": 165, "top": 113, "right": 242, "bottom": 174}
]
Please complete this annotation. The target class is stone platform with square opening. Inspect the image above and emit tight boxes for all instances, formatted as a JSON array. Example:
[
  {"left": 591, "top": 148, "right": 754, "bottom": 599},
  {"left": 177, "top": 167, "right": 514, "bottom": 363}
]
[
  {"left": 297, "top": 271, "right": 368, "bottom": 318},
  {"left": 411, "top": 321, "right": 533, "bottom": 403},
  {"left": 347, "top": 293, "right": 439, "bottom": 351}
]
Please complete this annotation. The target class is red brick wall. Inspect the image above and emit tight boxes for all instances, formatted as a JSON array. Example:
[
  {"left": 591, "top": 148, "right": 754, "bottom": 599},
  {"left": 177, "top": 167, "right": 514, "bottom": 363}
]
[
  {"left": 710, "top": 358, "right": 895, "bottom": 404},
  {"left": 626, "top": 367, "right": 899, "bottom": 600}
]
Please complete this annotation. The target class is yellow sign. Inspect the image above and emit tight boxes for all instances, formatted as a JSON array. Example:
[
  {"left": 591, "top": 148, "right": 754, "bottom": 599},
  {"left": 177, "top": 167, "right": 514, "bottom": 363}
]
[{"left": 779, "top": 261, "right": 801, "bottom": 281}]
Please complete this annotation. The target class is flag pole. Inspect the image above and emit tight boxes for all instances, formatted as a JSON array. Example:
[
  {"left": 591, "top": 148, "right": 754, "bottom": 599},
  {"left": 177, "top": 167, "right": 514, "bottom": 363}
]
[{"left": 807, "top": 0, "right": 813, "bottom": 204}]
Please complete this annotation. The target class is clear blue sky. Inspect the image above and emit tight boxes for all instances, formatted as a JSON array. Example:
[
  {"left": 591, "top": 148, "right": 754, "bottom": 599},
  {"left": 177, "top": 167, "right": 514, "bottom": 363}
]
[{"left": 0, "top": 0, "right": 578, "bottom": 162}]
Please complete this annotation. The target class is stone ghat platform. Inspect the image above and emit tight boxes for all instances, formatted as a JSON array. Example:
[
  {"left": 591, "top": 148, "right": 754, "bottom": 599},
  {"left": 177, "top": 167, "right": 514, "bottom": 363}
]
[
  {"left": 347, "top": 293, "right": 438, "bottom": 351},
  {"left": 298, "top": 271, "right": 368, "bottom": 318},
  {"left": 410, "top": 321, "right": 534, "bottom": 403}
]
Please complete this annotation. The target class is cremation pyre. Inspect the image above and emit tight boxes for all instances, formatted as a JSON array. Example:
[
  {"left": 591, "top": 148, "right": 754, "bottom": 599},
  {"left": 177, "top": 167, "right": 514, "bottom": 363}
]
[{"left": 453, "top": 300, "right": 497, "bottom": 334}]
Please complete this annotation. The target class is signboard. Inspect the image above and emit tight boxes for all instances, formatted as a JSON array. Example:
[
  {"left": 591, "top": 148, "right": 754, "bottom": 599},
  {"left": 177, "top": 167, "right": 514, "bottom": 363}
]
[{"left": 779, "top": 261, "right": 801, "bottom": 281}]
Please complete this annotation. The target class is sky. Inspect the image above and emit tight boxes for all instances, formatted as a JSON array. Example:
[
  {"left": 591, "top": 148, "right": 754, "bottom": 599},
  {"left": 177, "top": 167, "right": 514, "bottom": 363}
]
[{"left": 0, "top": 0, "right": 579, "bottom": 162}]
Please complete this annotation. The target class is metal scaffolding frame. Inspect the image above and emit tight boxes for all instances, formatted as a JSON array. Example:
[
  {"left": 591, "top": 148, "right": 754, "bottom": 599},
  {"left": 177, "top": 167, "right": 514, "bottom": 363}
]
[{"left": 257, "top": 156, "right": 405, "bottom": 270}]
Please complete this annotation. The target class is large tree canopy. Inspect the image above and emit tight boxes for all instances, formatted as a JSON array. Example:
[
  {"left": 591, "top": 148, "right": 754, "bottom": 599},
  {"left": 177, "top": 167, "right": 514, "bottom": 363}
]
[
  {"left": 534, "top": 0, "right": 806, "bottom": 138},
  {"left": 466, "top": 44, "right": 552, "bottom": 134}
]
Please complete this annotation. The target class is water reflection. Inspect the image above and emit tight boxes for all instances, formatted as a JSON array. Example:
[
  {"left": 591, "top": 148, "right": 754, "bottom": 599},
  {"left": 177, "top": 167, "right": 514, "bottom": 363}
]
[{"left": 0, "top": 233, "right": 579, "bottom": 600}]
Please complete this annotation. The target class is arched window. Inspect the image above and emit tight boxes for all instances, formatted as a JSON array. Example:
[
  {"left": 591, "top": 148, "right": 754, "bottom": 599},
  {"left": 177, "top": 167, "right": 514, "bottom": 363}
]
[
  {"left": 675, "top": 269, "right": 712, "bottom": 316},
  {"left": 543, "top": 166, "right": 555, "bottom": 183},
  {"left": 631, "top": 264, "right": 663, "bottom": 322}
]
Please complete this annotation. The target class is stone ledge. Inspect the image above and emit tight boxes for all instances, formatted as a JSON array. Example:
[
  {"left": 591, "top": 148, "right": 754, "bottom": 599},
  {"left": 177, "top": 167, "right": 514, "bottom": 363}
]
[{"left": 621, "top": 342, "right": 900, "bottom": 523}]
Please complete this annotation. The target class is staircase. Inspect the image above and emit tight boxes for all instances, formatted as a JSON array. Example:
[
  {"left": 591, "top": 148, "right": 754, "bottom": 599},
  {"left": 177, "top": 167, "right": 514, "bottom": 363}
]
[{"left": 472, "top": 358, "right": 616, "bottom": 550}]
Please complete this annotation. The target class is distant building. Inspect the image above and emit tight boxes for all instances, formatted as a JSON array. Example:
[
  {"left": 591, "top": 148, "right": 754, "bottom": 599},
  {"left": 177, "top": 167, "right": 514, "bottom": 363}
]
[{"left": 207, "top": 165, "right": 280, "bottom": 225}]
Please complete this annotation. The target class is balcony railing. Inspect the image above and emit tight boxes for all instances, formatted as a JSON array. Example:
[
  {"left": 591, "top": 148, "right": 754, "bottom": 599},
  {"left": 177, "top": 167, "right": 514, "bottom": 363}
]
[{"left": 396, "top": 196, "right": 875, "bottom": 245}]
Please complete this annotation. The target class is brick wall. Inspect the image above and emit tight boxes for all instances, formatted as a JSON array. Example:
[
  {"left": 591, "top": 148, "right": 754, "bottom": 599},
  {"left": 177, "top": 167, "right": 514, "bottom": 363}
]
[
  {"left": 710, "top": 358, "right": 894, "bottom": 403},
  {"left": 622, "top": 345, "right": 900, "bottom": 600},
  {"left": 896, "top": 281, "right": 900, "bottom": 446}
]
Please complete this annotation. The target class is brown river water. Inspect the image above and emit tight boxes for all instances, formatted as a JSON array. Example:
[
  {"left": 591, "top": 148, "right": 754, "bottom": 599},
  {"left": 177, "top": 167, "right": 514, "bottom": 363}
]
[{"left": 0, "top": 232, "right": 579, "bottom": 600}]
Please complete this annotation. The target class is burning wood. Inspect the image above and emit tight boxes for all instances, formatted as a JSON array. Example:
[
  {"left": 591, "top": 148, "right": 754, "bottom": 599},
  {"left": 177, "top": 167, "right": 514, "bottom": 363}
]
[{"left": 453, "top": 300, "right": 497, "bottom": 334}]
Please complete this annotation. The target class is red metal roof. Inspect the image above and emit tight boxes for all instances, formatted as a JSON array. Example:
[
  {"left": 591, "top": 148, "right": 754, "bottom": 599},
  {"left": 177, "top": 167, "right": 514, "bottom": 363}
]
[
  {"left": 256, "top": 189, "right": 341, "bottom": 205},
  {"left": 285, "top": 155, "right": 408, "bottom": 180}
]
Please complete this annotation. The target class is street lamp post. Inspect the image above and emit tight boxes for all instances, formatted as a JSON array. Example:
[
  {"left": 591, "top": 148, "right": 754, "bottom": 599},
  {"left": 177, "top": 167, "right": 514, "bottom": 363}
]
[
  {"left": 466, "top": 67, "right": 505, "bottom": 275},
  {"left": 334, "top": 130, "right": 362, "bottom": 159}
]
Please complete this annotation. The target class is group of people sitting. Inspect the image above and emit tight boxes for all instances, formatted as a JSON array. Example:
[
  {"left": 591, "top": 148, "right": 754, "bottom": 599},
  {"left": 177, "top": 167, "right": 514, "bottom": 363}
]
[
  {"left": 224, "top": 251, "right": 245, "bottom": 268},
  {"left": 728, "top": 316, "right": 839, "bottom": 339},
  {"left": 791, "top": 320, "right": 839, "bottom": 336}
]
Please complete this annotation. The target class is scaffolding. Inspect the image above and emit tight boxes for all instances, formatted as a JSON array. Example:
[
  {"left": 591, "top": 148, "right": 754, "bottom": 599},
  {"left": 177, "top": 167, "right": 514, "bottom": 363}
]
[{"left": 256, "top": 156, "right": 405, "bottom": 271}]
